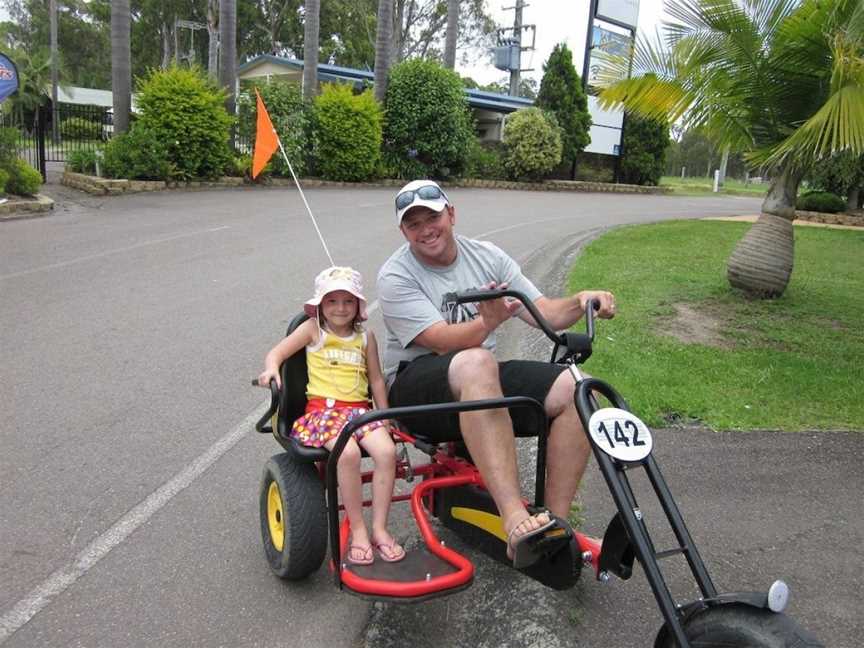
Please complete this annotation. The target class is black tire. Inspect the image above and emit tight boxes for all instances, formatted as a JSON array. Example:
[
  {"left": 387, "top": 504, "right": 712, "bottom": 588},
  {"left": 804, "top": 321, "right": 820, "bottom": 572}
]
[
  {"left": 656, "top": 604, "right": 823, "bottom": 648},
  {"left": 259, "top": 453, "right": 328, "bottom": 580}
]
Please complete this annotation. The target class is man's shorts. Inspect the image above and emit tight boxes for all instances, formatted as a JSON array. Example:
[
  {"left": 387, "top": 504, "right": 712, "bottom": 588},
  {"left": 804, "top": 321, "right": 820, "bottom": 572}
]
[{"left": 388, "top": 351, "right": 567, "bottom": 442}]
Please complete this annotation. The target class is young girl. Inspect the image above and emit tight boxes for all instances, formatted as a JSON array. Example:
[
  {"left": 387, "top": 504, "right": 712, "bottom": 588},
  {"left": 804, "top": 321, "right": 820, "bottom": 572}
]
[{"left": 257, "top": 266, "right": 404, "bottom": 565}]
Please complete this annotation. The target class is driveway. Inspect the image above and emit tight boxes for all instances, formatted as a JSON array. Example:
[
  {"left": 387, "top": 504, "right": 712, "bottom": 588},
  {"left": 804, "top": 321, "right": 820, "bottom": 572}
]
[{"left": 1, "top": 186, "right": 857, "bottom": 647}]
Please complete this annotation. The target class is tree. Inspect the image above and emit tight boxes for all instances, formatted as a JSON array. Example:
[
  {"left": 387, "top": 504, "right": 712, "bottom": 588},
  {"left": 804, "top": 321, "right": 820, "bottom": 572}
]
[
  {"left": 619, "top": 113, "right": 670, "bottom": 185},
  {"left": 806, "top": 150, "right": 864, "bottom": 211},
  {"left": 302, "top": 0, "right": 319, "bottom": 100},
  {"left": 111, "top": 0, "right": 131, "bottom": 134},
  {"left": 597, "top": 0, "right": 864, "bottom": 297},
  {"left": 536, "top": 43, "right": 591, "bottom": 180},
  {"left": 373, "top": 0, "right": 392, "bottom": 102},
  {"left": 443, "top": 0, "right": 458, "bottom": 69},
  {"left": 392, "top": 0, "right": 495, "bottom": 65},
  {"left": 207, "top": 0, "right": 219, "bottom": 78},
  {"left": 219, "top": 0, "right": 237, "bottom": 114}
]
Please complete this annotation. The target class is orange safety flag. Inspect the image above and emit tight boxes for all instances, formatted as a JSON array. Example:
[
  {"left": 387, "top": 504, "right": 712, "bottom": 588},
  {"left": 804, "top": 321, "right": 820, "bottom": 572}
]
[{"left": 252, "top": 88, "right": 280, "bottom": 179}]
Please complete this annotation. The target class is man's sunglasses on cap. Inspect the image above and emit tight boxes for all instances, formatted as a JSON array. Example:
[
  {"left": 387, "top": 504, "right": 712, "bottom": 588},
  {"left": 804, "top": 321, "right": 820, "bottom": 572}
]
[{"left": 395, "top": 185, "right": 449, "bottom": 211}]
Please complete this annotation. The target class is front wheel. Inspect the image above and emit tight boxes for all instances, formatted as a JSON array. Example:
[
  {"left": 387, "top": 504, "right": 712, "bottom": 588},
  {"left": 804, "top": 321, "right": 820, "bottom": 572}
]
[
  {"left": 259, "top": 453, "right": 328, "bottom": 580},
  {"left": 655, "top": 604, "right": 823, "bottom": 647}
]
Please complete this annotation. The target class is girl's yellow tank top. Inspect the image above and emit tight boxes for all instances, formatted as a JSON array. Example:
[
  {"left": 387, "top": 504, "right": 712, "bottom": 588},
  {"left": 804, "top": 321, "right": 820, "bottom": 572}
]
[{"left": 305, "top": 328, "right": 368, "bottom": 402}]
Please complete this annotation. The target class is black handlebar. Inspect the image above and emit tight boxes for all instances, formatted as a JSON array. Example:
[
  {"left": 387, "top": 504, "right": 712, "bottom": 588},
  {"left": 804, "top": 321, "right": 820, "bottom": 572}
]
[
  {"left": 443, "top": 288, "right": 600, "bottom": 364},
  {"left": 252, "top": 378, "right": 280, "bottom": 432}
]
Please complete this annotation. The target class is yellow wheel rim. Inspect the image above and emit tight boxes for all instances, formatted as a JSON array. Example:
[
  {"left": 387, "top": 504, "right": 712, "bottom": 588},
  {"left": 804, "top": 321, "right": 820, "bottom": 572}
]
[{"left": 267, "top": 481, "right": 285, "bottom": 552}]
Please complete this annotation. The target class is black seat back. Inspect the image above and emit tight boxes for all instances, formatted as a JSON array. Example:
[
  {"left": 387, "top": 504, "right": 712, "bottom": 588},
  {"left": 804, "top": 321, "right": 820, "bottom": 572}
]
[{"left": 278, "top": 313, "right": 311, "bottom": 428}]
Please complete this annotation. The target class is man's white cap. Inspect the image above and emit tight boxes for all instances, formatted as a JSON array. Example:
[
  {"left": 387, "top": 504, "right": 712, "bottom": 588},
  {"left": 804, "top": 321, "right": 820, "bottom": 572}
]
[{"left": 395, "top": 180, "right": 450, "bottom": 225}]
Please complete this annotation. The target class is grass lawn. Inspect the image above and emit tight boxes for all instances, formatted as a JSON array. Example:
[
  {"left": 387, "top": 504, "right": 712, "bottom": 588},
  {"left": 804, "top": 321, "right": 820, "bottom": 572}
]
[
  {"left": 660, "top": 175, "right": 768, "bottom": 197},
  {"left": 568, "top": 220, "right": 863, "bottom": 431}
]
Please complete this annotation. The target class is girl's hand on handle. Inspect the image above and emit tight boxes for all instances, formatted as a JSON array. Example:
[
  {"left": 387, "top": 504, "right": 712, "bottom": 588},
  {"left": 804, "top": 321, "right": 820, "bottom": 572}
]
[{"left": 257, "top": 367, "right": 281, "bottom": 390}]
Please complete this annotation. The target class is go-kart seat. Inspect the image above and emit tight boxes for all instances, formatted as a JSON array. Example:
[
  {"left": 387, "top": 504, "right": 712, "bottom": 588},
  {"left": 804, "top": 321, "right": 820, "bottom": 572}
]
[{"left": 275, "top": 313, "right": 330, "bottom": 463}]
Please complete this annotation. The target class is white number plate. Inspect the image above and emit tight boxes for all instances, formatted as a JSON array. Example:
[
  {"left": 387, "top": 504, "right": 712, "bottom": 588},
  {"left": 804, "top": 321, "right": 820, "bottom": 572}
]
[{"left": 588, "top": 408, "right": 653, "bottom": 462}]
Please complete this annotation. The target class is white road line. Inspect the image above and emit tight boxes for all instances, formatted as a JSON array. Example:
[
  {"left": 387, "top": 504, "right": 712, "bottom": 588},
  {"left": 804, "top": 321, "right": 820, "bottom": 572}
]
[
  {"left": 0, "top": 226, "right": 230, "bottom": 282},
  {"left": 0, "top": 403, "right": 266, "bottom": 644}
]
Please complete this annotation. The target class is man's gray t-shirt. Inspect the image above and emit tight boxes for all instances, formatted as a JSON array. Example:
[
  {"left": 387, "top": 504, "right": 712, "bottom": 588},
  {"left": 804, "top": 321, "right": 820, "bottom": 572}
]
[{"left": 377, "top": 234, "right": 542, "bottom": 384}]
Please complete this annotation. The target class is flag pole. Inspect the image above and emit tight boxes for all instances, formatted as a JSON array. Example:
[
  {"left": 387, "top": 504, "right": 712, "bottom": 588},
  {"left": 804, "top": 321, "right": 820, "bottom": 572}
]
[{"left": 275, "top": 139, "right": 335, "bottom": 267}]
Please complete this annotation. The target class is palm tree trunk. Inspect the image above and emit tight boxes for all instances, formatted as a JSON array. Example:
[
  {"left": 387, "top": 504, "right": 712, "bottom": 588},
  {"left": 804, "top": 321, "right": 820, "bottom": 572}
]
[
  {"left": 303, "top": 0, "right": 320, "bottom": 101},
  {"left": 374, "top": 0, "right": 393, "bottom": 103},
  {"left": 443, "top": 0, "right": 458, "bottom": 69},
  {"left": 111, "top": 0, "right": 131, "bottom": 135},
  {"left": 726, "top": 165, "right": 801, "bottom": 298},
  {"left": 49, "top": 0, "right": 59, "bottom": 144},
  {"left": 207, "top": 0, "right": 219, "bottom": 80},
  {"left": 219, "top": 0, "right": 237, "bottom": 115}
]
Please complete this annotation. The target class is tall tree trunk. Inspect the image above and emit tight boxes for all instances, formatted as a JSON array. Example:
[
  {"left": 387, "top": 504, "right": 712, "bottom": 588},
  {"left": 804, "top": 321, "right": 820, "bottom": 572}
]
[
  {"left": 718, "top": 146, "right": 729, "bottom": 187},
  {"left": 111, "top": 0, "right": 131, "bottom": 135},
  {"left": 50, "top": 0, "right": 59, "bottom": 143},
  {"left": 846, "top": 186, "right": 859, "bottom": 212},
  {"left": 161, "top": 23, "right": 172, "bottom": 69},
  {"left": 443, "top": 0, "right": 458, "bottom": 69},
  {"left": 302, "top": 0, "right": 320, "bottom": 101},
  {"left": 374, "top": 0, "right": 393, "bottom": 103},
  {"left": 207, "top": 0, "right": 219, "bottom": 79},
  {"left": 219, "top": 0, "right": 237, "bottom": 115},
  {"left": 726, "top": 165, "right": 801, "bottom": 298},
  {"left": 392, "top": 0, "right": 405, "bottom": 64}
]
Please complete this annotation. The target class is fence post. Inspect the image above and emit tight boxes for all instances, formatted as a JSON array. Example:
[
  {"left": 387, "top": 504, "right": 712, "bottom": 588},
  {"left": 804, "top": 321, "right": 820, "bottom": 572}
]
[{"left": 35, "top": 104, "right": 48, "bottom": 182}]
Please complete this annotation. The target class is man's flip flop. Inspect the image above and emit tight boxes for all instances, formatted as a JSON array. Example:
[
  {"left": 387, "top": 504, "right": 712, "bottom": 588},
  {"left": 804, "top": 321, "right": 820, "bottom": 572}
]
[{"left": 507, "top": 513, "right": 570, "bottom": 569}]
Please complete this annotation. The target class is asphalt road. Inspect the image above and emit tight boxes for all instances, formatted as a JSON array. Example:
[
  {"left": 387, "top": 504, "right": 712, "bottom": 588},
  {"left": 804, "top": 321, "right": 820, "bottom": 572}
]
[{"left": 1, "top": 185, "right": 858, "bottom": 647}]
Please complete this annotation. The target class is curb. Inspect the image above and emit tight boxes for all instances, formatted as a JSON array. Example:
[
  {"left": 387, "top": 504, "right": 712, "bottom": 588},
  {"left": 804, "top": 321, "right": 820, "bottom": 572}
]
[
  {"left": 0, "top": 194, "right": 55, "bottom": 221},
  {"left": 60, "top": 171, "right": 671, "bottom": 197}
]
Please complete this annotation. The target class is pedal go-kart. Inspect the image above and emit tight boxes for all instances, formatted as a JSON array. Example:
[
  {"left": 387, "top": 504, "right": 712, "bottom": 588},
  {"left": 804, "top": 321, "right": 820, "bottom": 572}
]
[{"left": 252, "top": 289, "right": 822, "bottom": 647}]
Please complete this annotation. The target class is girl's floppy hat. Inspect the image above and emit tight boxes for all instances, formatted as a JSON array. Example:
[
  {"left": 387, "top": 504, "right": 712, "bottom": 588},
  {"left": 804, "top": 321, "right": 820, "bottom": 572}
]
[{"left": 304, "top": 266, "right": 368, "bottom": 321}]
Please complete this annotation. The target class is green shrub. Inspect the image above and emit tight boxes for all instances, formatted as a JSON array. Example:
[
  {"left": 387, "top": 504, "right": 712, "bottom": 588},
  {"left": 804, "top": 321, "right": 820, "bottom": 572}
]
[
  {"left": 60, "top": 117, "right": 102, "bottom": 140},
  {"left": 66, "top": 149, "right": 98, "bottom": 174},
  {"left": 0, "top": 127, "right": 19, "bottom": 165},
  {"left": 463, "top": 139, "right": 505, "bottom": 180},
  {"left": 238, "top": 80, "right": 309, "bottom": 177},
  {"left": 312, "top": 84, "right": 382, "bottom": 182},
  {"left": 797, "top": 191, "right": 846, "bottom": 213},
  {"left": 227, "top": 154, "right": 252, "bottom": 179},
  {"left": 502, "top": 108, "right": 563, "bottom": 181},
  {"left": 135, "top": 66, "right": 233, "bottom": 179},
  {"left": 383, "top": 59, "right": 474, "bottom": 179},
  {"left": 5, "top": 159, "right": 42, "bottom": 196},
  {"left": 0, "top": 167, "right": 8, "bottom": 194},
  {"left": 619, "top": 114, "right": 670, "bottom": 186},
  {"left": 102, "top": 126, "right": 171, "bottom": 180}
]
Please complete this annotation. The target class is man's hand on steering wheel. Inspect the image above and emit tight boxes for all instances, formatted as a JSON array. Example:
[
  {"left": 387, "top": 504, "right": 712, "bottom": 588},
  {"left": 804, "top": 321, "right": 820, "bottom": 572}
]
[{"left": 476, "top": 281, "right": 521, "bottom": 333}]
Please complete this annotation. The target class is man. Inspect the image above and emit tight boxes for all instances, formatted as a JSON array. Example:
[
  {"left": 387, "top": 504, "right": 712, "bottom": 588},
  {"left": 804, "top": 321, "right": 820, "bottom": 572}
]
[{"left": 377, "top": 179, "right": 616, "bottom": 567}]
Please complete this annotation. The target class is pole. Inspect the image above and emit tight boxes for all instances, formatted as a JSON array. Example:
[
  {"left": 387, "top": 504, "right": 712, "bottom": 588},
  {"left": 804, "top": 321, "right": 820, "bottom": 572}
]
[
  {"left": 581, "top": 0, "right": 598, "bottom": 91},
  {"left": 509, "top": 0, "right": 524, "bottom": 96}
]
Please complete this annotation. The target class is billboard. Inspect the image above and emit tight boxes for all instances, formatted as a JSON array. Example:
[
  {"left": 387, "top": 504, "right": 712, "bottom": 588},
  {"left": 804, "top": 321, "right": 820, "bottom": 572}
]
[
  {"left": 0, "top": 53, "right": 20, "bottom": 104},
  {"left": 587, "top": 26, "right": 632, "bottom": 89},
  {"left": 596, "top": 0, "right": 640, "bottom": 30}
]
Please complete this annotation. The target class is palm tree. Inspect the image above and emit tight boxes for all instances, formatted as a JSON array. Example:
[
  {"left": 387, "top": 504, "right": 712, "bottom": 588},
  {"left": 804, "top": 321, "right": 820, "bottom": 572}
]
[
  {"left": 302, "top": 0, "right": 320, "bottom": 101},
  {"left": 597, "top": 0, "right": 864, "bottom": 297},
  {"left": 443, "top": 0, "right": 459, "bottom": 69},
  {"left": 219, "top": 0, "right": 237, "bottom": 115},
  {"left": 373, "top": 0, "right": 393, "bottom": 103},
  {"left": 111, "top": 0, "right": 131, "bottom": 135}
]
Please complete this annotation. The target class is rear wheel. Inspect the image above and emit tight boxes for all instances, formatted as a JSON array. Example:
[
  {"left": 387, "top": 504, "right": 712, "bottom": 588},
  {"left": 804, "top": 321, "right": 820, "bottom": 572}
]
[
  {"left": 656, "top": 604, "right": 823, "bottom": 647},
  {"left": 259, "top": 453, "right": 327, "bottom": 579}
]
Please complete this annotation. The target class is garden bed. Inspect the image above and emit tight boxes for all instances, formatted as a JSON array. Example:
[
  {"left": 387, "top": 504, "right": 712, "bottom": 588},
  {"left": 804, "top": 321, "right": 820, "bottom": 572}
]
[
  {"left": 61, "top": 171, "right": 671, "bottom": 196},
  {"left": 793, "top": 209, "right": 863, "bottom": 227},
  {"left": 0, "top": 194, "right": 54, "bottom": 220}
]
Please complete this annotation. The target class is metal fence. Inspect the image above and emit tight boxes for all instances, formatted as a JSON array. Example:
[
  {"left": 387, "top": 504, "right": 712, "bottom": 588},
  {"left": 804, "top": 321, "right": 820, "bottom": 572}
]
[{"left": 0, "top": 103, "right": 111, "bottom": 180}]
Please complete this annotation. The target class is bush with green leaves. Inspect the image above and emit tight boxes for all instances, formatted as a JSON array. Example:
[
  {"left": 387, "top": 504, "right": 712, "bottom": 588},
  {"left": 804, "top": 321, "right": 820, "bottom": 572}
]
[
  {"left": 619, "top": 114, "right": 670, "bottom": 186},
  {"left": 66, "top": 148, "right": 98, "bottom": 174},
  {"left": 383, "top": 59, "right": 474, "bottom": 179},
  {"left": 238, "top": 80, "right": 309, "bottom": 177},
  {"left": 5, "top": 158, "right": 42, "bottom": 196},
  {"left": 536, "top": 43, "right": 592, "bottom": 173},
  {"left": 463, "top": 139, "right": 505, "bottom": 180},
  {"left": 806, "top": 150, "right": 863, "bottom": 200},
  {"left": 502, "top": 108, "right": 563, "bottom": 181},
  {"left": 0, "top": 167, "right": 8, "bottom": 194},
  {"left": 0, "top": 127, "right": 19, "bottom": 166},
  {"left": 60, "top": 117, "right": 102, "bottom": 140},
  {"left": 135, "top": 66, "right": 233, "bottom": 179},
  {"left": 102, "top": 126, "right": 171, "bottom": 180},
  {"left": 312, "top": 84, "right": 382, "bottom": 182},
  {"left": 797, "top": 191, "right": 846, "bottom": 213}
]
